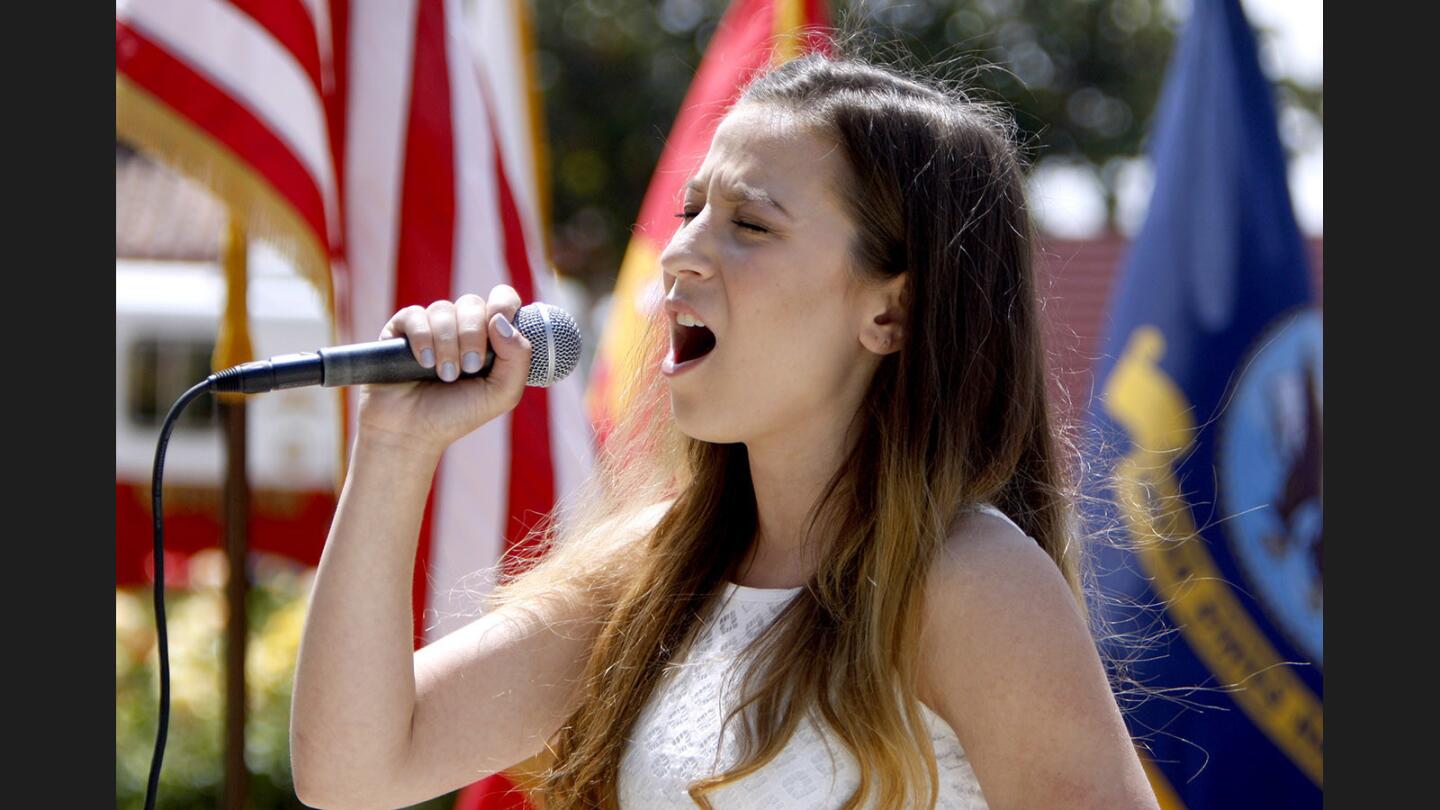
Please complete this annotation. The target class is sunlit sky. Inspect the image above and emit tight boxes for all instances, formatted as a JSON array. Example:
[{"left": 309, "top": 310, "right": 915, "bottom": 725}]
[{"left": 1028, "top": 0, "right": 1323, "bottom": 238}]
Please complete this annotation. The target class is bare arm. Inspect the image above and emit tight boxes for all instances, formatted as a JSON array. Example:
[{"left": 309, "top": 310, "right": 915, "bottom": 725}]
[
  {"left": 393, "top": 499, "right": 674, "bottom": 804},
  {"left": 290, "top": 433, "right": 630, "bottom": 809},
  {"left": 288, "top": 434, "right": 442, "bottom": 807},
  {"left": 388, "top": 574, "right": 604, "bottom": 804},
  {"left": 290, "top": 287, "right": 555, "bottom": 808},
  {"left": 918, "top": 511, "right": 1160, "bottom": 810}
]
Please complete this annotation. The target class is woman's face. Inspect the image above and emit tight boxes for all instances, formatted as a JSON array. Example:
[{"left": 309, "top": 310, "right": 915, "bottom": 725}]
[{"left": 659, "top": 104, "right": 900, "bottom": 446}]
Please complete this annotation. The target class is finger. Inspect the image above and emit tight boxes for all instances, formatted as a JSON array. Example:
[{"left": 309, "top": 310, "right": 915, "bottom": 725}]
[
  {"left": 484, "top": 309, "right": 529, "bottom": 400},
  {"left": 379, "top": 304, "right": 416, "bottom": 340},
  {"left": 487, "top": 284, "right": 523, "bottom": 325},
  {"left": 455, "top": 293, "right": 489, "bottom": 375},
  {"left": 381, "top": 306, "right": 434, "bottom": 367},
  {"left": 426, "top": 299, "right": 461, "bottom": 382}
]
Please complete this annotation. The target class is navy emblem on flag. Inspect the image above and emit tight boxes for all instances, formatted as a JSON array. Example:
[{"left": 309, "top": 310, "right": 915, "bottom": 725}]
[
  {"left": 1218, "top": 307, "right": 1323, "bottom": 667},
  {"left": 1085, "top": 1, "right": 1322, "bottom": 806}
]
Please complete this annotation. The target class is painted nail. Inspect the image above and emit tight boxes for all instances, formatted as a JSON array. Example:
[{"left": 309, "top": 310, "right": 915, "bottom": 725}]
[
  {"left": 462, "top": 351, "right": 481, "bottom": 373},
  {"left": 440, "top": 361, "right": 457, "bottom": 382},
  {"left": 420, "top": 347, "right": 435, "bottom": 368},
  {"left": 496, "top": 315, "right": 515, "bottom": 339}
]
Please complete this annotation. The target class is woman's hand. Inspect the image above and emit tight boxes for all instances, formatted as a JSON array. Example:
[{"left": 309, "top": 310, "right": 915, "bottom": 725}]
[{"left": 355, "top": 284, "right": 532, "bottom": 455}]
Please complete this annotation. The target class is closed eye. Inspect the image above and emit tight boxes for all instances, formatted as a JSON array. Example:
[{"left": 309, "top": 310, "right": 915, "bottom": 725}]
[{"left": 675, "top": 211, "right": 768, "bottom": 233}]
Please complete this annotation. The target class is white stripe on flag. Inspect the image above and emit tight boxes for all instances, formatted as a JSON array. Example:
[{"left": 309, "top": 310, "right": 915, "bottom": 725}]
[
  {"left": 121, "top": 0, "right": 338, "bottom": 224},
  {"left": 341, "top": 0, "right": 418, "bottom": 357},
  {"left": 470, "top": 0, "right": 546, "bottom": 271},
  {"left": 300, "top": 0, "right": 334, "bottom": 95},
  {"left": 470, "top": 0, "right": 595, "bottom": 562},
  {"left": 425, "top": 2, "right": 512, "bottom": 642}
]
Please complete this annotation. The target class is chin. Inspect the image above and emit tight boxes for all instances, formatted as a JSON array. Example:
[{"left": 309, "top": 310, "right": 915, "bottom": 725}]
[{"left": 668, "top": 396, "right": 743, "bottom": 445}]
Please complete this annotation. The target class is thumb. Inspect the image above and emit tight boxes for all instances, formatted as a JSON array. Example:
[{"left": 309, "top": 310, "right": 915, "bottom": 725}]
[{"left": 486, "top": 311, "right": 533, "bottom": 394}]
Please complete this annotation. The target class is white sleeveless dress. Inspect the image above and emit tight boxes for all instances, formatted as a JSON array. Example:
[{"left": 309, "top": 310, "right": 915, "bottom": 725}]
[{"left": 616, "top": 503, "right": 1024, "bottom": 808}]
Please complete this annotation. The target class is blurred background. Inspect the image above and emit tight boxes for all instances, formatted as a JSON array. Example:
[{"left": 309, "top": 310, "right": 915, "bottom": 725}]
[{"left": 116, "top": 1, "right": 1321, "bottom": 807}]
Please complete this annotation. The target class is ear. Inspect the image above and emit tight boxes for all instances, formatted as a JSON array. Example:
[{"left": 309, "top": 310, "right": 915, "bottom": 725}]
[{"left": 859, "top": 273, "right": 907, "bottom": 356}]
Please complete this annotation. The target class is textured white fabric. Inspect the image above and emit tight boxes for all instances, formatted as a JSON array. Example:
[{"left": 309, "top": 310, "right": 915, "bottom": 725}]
[{"left": 617, "top": 503, "right": 1024, "bottom": 808}]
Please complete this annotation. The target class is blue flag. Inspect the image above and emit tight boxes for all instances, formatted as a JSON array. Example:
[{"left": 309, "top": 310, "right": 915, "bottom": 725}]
[{"left": 1086, "top": 0, "right": 1321, "bottom": 807}]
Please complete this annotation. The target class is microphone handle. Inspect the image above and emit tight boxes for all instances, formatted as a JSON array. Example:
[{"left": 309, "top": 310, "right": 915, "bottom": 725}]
[
  {"left": 320, "top": 337, "right": 496, "bottom": 387},
  {"left": 208, "top": 337, "right": 496, "bottom": 394}
]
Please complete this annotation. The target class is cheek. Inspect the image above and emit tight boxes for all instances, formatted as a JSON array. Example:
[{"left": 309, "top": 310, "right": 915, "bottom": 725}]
[
  {"left": 753, "top": 302, "right": 856, "bottom": 387},
  {"left": 724, "top": 254, "right": 857, "bottom": 379}
]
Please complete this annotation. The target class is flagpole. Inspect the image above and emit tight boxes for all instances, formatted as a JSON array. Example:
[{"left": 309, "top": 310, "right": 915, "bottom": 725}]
[{"left": 214, "top": 216, "right": 253, "bottom": 810}]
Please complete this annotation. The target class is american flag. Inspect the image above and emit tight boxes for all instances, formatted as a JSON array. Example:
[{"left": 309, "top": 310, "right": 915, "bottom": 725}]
[{"left": 116, "top": 0, "right": 593, "bottom": 803}]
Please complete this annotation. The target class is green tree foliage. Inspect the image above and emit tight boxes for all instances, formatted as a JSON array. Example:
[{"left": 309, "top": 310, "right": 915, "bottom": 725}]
[{"left": 528, "top": 0, "right": 1318, "bottom": 287}]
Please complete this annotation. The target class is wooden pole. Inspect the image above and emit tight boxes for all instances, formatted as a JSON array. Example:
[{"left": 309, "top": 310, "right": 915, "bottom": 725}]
[{"left": 214, "top": 217, "right": 253, "bottom": 810}]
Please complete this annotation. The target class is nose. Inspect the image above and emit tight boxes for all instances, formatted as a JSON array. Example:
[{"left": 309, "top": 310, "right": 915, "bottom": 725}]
[{"left": 659, "top": 209, "right": 718, "bottom": 284}]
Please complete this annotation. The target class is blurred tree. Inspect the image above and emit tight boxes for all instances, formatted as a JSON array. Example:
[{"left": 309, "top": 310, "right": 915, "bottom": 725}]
[{"left": 513, "top": 0, "right": 1319, "bottom": 288}]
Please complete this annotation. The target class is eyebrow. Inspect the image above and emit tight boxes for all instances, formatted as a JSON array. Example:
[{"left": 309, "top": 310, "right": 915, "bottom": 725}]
[{"left": 684, "top": 176, "right": 792, "bottom": 219}]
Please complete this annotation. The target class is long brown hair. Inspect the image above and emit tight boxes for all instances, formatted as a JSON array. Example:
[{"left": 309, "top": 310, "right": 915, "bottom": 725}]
[{"left": 473, "top": 31, "right": 1106, "bottom": 809}]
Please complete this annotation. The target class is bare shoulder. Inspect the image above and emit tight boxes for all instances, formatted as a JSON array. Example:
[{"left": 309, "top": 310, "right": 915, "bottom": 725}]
[
  {"left": 923, "top": 507, "right": 1073, "bottom": 614},
  {"left": 621, "top": 497, "right": 676, "bottom": 539},
  {"left": 594, "top": 497, "right": 675, "bottom": 585},
  {"left": 917, "top": 507, "right": 1083, "bottom": 711},
  {"left": 543, "top": 497, "right": 675, "bottom": 604},
  {"left": 917, "top": 506, "right": 1158, "bottom": 810}
]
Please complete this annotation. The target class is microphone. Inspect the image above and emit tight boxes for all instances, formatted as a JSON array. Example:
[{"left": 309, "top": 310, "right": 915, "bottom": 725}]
[{"left": 207, "top": 302, "right": 581, "bottom": 394}]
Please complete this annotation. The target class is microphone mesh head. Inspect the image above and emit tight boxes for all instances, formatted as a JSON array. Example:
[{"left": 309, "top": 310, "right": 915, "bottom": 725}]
[{"left": 514, "top": 302, "right": 582, "bottom": 387}]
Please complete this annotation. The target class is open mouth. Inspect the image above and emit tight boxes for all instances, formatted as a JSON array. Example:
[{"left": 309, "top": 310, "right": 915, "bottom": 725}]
[{"left": 672, "top": 321, "right": 717, "bottom": 364}]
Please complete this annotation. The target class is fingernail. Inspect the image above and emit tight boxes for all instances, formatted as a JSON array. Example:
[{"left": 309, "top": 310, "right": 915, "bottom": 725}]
[
  {"left": 462, "top": 351, "right": 481, "bottom": 373},
  {"left": 420, "top": 347, "right": 435, "bottom": 368},
  {"left": 496, "top": 315, "right": 515, "bottom": 339},
  {"left": 440, "top": 361, "right": 457, "bottom": 382}
]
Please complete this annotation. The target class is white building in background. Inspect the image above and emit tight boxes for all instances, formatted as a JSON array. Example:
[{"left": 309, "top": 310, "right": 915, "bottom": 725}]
[{"left": 115, "top": 248, "right": 340, "bottom": 492}]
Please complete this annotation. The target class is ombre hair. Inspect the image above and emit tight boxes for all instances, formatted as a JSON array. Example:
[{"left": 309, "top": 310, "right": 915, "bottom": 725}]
[{"left": 470, "top": 29, "right": 1132, "bottom": 810}]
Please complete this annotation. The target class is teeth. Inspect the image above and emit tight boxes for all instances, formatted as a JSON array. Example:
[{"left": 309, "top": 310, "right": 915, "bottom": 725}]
[{"left": 677, "top": 312, "right": 707, "bottom": 328}]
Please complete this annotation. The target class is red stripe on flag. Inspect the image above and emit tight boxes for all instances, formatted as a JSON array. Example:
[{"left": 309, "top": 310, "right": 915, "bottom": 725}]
[
  {"left": 454, "top": 59, "right": 555, "bottom": 810},
  {"left": 225, "top": 0, "right": 325, "bottom": 98},
  {"left": 116, "top": 21, "right": 330, "bottom": 250},
  {"left": 393, "top": 0, "right": 457, "bottom": 649},
  {"left": 325, "top": 0, "right": 350, "bottom": 314},
  {"left": 452, "top": 772, "right": 532, "bottom": 810},
  {"left": 474, "top": 71, "right": 556, "bottom": 579}
]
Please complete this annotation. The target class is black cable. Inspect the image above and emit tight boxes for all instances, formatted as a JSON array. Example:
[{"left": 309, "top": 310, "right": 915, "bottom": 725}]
[{"left": 145, "top": 378, "right": 215, "bottom": 810}]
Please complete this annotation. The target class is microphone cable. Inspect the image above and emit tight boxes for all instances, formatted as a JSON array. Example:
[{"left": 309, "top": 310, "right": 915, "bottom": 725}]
[
  {"left": 143, "top": 378, "right": 214, "bottom": 810},
  {"left": 140, "top": 305, "right": 578, "bottom": 809}
]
